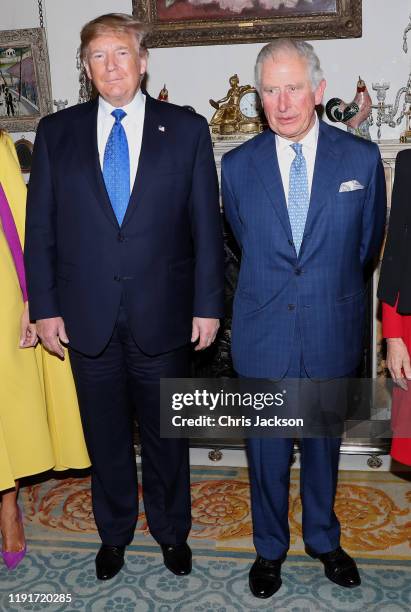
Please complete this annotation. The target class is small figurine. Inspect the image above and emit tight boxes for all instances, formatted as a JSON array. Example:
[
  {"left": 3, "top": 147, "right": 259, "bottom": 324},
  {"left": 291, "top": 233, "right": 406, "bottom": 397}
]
[
  {"left": 326, "top": 77, "right": 372, "bottom": 140},
  {"left": 209, "top": 74, "right": 247, "bottom": 134},
  {"left": 158, "top": 84, "right": 168, "bottom": 102}
]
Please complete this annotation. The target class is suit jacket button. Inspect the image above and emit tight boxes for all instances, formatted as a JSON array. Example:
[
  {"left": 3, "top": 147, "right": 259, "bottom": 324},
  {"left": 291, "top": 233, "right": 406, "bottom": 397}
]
[
  {"left": 295, "top": 268, "right": 302, "bottom": 275},
  {"left": 288, "top": 304, "right": 295, "bottom": 310},
  {"left": 118, "top": 233, "right": 125, "bottom": 242},
  {"left": 114, "top": 275, "right": 121, "bottom": 281}
]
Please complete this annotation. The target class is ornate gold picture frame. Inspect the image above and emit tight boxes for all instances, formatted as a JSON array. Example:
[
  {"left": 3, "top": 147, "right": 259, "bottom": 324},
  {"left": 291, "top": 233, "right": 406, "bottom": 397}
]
[
  {"left": 133, "top": 0, "right": 362, "bottom": 48},
  {"left": 0, "top": 28, "right": 52, "bottom": 133}
]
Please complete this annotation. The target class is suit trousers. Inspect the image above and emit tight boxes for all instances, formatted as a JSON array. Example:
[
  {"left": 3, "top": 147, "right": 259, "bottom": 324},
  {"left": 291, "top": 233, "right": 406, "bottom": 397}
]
[
  {"left": 246, "top": 318, "right": 342, "bottom": 560},
  {"left": 69, "top": 297, "right": 191, "bottom": 546}
]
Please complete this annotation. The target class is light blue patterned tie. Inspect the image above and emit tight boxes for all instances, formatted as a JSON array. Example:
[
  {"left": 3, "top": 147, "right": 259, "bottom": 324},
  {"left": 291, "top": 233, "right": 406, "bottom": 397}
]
[
  {"left": 288, "top": 142, "right": 309, "bottom": 255},
  {"left": 103, "top": 109, "right": 130, "bottom": 226}
]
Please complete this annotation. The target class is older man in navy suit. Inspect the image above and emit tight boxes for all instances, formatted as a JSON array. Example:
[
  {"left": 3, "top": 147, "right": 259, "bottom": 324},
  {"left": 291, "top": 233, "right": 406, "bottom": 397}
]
[
  {"left": 25, "top": 13, "right": 224, "bottom": 582},
  {"left": 222, "top": 39, "right": 386, "bottom": 598}
]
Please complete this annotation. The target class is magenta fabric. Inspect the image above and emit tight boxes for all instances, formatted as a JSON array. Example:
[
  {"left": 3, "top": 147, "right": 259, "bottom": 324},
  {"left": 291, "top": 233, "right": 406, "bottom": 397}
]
[{"left": 0, "top": 182, "right": 27, "bottom": 301}]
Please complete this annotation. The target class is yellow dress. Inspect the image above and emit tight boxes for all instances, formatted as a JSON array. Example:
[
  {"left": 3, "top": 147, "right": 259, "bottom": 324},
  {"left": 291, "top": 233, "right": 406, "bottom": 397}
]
[{"left": 0, "top": 133, "right": 90, "bottom": 491}]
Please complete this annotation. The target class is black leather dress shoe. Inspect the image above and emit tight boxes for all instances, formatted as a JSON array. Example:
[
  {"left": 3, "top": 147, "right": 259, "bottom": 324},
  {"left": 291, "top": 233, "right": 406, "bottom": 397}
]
[
  {"left": 160, "top": 543, "right": 192, "bottom": 575},
  {"left": 306, "top": 546, "right": 361, "bottom": 587},
  {"left": 95, "top": 545, "right": 125, "bottom": 580},
  {"left": 249, "top": 554, "right": 284, "bottom": 598}
]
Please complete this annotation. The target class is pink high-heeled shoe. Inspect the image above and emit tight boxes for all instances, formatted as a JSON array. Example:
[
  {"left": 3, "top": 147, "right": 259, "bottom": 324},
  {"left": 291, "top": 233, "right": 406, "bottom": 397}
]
[{"left": 1, "top": 506, "right": 26, "bottom": 570}]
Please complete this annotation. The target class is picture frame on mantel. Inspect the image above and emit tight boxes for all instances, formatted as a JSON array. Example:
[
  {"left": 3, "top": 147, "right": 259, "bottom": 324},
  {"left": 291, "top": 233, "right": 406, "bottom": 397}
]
[
  {"left": 0, "top": 28, "right": 52, "bottom": 133},
  {"left": 133, "top": 0, "right": 362, "bottom": 48}
]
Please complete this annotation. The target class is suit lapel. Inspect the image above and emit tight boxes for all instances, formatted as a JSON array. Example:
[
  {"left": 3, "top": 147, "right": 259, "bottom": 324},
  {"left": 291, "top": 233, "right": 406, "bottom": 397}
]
[
  {"left": 122, "top": 94, "right": 167, "bottom": 228},
  {"left": 302, "top": 121, "right": 339, "bottom": 243},
  {"left": 249, "top": 130, "right": 293, "bottom": 242},
  {"left": 73, "top": 99, "right": 119, "bottom": 228}
]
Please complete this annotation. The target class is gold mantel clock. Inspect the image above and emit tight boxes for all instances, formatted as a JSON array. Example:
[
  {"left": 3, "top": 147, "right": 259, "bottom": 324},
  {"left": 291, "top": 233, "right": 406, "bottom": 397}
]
[{"left": 209, "top": 74, "right": 266, "bottom": 137}]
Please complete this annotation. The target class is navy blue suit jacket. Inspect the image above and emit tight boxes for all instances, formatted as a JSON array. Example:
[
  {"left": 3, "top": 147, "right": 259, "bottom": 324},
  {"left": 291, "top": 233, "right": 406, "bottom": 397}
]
[
  {"left": 25, "top": 94, "right": 224, "bottom": 356},
  {"left": 222, "top": 121, "right": 386, "bottom": 379}
]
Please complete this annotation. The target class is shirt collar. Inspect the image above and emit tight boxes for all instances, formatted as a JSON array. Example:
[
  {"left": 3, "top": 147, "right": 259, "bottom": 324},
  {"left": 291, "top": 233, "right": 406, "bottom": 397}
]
[
  {"left": 275, "top": 113, "right": 319, "bottom": 153},
  {"left": 98, "top": 88, "right": 145, "bottom": 121}
]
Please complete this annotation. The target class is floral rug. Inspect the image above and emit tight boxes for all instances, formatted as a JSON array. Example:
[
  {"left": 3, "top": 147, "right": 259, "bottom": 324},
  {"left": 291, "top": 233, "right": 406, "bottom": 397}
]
[{"left": 0, "top": 466, "right": 410, "bottom": 611}]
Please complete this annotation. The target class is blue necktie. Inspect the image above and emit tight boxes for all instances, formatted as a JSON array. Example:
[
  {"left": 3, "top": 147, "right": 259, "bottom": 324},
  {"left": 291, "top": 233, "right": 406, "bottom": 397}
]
[
  {"left": 288, "top": 142, "right": 309, "bottom": 255},
  {"left": 103, "top": 109, "right": 130, "bottom": 226}
]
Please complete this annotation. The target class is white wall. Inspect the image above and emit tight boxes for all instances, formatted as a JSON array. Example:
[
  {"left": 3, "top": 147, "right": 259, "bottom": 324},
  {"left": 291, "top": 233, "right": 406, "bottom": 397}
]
[{"left": 3, "top": 0, "right": 411, "bottom": 141}]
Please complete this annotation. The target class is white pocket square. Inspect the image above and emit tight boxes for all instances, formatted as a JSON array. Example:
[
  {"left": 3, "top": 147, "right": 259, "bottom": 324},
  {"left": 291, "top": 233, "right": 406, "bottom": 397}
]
[{"left": 339, "top": 180, "right": 365, "bottom": 193}]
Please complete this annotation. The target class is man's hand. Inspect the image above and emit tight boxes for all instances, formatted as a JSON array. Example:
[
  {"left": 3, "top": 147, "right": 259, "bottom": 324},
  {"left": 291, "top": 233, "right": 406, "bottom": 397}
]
[
  {"left": 36, "top": 316, "right": 69, "bottom": 359},
  {"left": 386, "top": 337, "right": 411, "bottom": 390},
  {"left": 19, "top": 302, "right": 38, "bottom": 348},
  {"left": 191, "top": 317, "right": 220, "bottom": 351}
]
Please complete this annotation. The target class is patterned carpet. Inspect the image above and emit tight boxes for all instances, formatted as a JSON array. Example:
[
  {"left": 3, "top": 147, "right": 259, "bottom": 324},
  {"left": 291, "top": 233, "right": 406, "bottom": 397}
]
[{"left": 1, "top": 466, "right": 410, "bottom": 611}]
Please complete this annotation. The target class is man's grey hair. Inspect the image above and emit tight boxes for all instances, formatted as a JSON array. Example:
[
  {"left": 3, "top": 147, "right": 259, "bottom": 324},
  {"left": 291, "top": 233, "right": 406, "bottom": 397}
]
[{"left": 255, "top": 39, "right": 324, "bottom": 93}]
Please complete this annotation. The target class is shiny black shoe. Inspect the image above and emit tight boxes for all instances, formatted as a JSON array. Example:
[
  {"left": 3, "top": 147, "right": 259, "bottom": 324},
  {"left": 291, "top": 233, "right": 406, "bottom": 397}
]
[
  {"left": 249, "top": 554, "right": 284, "bottom": 598},
  {"left": 95, "top": 545, "right": 125, "bottom": 581},
  {"left": 160, "top": 543, "right": 192, "bottom": 575},
  {"left": 306, "top": 546, "right": 361, "bottom": 588}
]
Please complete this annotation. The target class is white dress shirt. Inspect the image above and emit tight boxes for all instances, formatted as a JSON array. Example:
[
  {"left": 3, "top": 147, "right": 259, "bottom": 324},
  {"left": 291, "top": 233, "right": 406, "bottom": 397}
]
[
  {"left": 275, "top": 115, "right": 319, "bottom": 206},
  {"left": 97, "top": 89, "right": 146, "bottom": 194}
]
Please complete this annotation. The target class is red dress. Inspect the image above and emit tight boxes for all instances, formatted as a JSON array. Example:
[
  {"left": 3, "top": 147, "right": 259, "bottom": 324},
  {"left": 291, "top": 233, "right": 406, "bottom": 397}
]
[{"left": 382, "top": 301, "right": 411, "bottom": 465}]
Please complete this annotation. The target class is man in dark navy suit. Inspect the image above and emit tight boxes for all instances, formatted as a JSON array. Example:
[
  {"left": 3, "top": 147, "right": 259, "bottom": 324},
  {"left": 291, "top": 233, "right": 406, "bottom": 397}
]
[
  {"left": 25, "top": 13, "right": 224, "bottom": 581},
  {"left": 222, "top": 39, "right": 386, "bottom": 598}
]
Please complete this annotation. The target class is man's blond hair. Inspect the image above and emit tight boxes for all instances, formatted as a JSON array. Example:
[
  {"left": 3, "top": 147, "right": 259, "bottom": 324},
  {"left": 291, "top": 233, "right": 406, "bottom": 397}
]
[{"left": 80, "top": 13, "right": 148, "bottom": 61}]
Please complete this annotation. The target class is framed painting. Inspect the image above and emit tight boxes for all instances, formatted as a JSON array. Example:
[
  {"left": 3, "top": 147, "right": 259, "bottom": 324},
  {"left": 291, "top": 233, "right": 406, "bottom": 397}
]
[
  {"left": 133, "top": 0, "right": 362, "bottom": 48},
  {"left": 0, "top": 28, "right": 52, "bottom": 133}
]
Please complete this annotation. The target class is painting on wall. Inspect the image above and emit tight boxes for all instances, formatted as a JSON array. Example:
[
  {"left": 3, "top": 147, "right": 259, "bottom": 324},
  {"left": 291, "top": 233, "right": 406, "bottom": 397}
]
[
  {"left": 0, "top": 28, "right": 52, "bottom": 132},
  {"left": 133, "top": 0, "right": 362, "bottom": 47}
]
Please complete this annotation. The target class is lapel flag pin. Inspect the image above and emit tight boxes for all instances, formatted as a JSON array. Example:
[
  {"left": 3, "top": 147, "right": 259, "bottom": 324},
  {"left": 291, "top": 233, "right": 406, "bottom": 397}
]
[{"left": 158, "top": 125, "right": 165, "bottom": 132}]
